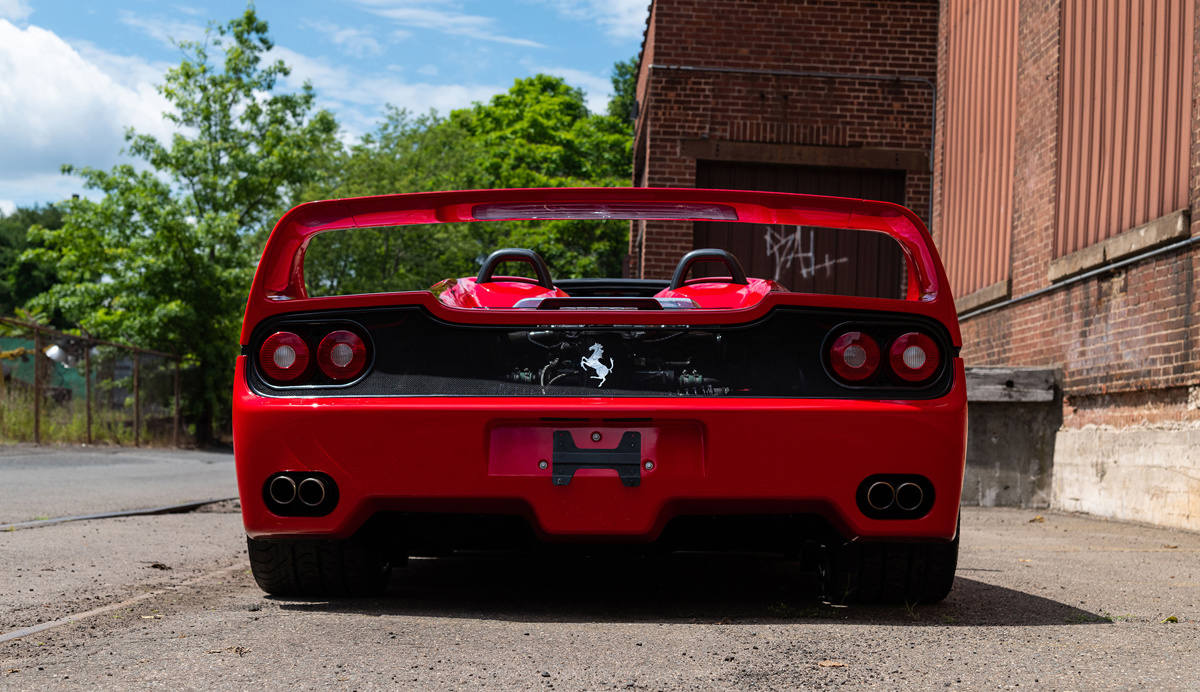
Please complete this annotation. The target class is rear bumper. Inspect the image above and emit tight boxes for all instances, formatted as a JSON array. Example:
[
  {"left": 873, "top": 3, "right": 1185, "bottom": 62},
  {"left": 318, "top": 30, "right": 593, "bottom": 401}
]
[{"left": 233, "top": 356, "right": 967, "bottom": 543}]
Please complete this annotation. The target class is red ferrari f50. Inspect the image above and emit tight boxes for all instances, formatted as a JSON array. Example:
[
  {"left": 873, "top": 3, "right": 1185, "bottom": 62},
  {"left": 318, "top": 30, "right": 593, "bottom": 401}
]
[{"left": 234, "top": 188, "right": 966, "bottom": 603}]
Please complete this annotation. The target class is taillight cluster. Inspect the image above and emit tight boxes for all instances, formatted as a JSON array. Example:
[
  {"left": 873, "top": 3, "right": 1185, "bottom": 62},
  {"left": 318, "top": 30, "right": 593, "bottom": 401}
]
[
  {"left": 827, "top": 329, "right": 942, "bottom": 386},
  {"left": 257, "top": 328, "right": 369, "bottom": 386}
]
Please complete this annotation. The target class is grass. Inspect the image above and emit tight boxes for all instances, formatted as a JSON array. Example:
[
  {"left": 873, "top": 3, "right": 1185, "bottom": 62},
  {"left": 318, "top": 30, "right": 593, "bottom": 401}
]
[{"left": 0, "top": 387, "right": 172, "bottom": 446}]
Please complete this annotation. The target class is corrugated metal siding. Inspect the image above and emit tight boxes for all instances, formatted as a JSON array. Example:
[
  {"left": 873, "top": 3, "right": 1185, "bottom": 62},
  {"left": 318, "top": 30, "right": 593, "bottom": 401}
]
[
  {"left": 1057, "top": 0, "right": 1194, "bottom": 257},
  {"left": 941, "top": 0, "right": 1019, "bottom": 299}
]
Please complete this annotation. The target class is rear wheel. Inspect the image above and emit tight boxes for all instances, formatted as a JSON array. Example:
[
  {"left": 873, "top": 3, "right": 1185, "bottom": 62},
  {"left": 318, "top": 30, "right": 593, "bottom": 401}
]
[
  {"left": 247, "top": 536, "right": 393, "bottom": 597},
  {"left": 819, "top": 521, "right": 959, "bottom": 605}
]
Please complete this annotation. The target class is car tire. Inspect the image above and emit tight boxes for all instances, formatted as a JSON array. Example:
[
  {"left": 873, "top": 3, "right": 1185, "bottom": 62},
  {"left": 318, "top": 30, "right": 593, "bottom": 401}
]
[
  {"left": 247, "top": 536, "right": 392, "bottom": 597},
  {"left": 819, "top": 518, "right": 959, "bottom": 605}
]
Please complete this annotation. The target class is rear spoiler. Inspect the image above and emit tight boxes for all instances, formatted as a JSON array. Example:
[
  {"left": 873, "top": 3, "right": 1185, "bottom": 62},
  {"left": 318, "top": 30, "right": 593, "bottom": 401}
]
[{"left": 244, "top": 188, "right": 956, "bottom": 338}]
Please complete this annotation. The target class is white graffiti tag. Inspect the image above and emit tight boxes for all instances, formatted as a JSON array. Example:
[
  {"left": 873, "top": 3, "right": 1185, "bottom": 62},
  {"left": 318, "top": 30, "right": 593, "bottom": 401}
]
[
  {"left": 763, "top": 225, "right": 849, "bottom": 282},
  {"left": 580, "top": 343, "right": 614, "bottom": 387}
]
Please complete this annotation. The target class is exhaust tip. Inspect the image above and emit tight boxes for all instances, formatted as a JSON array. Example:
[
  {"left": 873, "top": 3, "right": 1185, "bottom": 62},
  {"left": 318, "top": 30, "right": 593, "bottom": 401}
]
[
  {"left": 866, "top": 481, "right": 895, "bottom": 511},
  {"left": 297, "top": 477, "right": 327, "bottom": 507},
  {"left": 268, "top": 475, "right": 297, "bottom": 505},
  {"left": 896, "top": 482, "right": 924, "bottom": 511}
]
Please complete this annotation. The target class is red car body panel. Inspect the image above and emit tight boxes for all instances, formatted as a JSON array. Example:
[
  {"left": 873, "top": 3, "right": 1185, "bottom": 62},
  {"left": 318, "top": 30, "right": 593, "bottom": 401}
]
[
  {"left": 235, "top": 188, "right": 966, "bottom": 547},
  {"left": 234, "top": 359, "right": 967, "bottom": 542},
  {"left": 653, "top": 277, "right": 784, "bottom": 309},
  {"left": 433, "top": 277, "right": 569, "bottom": 309}
]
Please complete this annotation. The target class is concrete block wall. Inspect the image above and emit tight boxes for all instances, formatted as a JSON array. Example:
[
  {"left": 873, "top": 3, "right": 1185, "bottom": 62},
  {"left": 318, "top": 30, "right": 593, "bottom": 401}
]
[{"left": 962, "top": 368, "right": 1060, "bottom": 509}]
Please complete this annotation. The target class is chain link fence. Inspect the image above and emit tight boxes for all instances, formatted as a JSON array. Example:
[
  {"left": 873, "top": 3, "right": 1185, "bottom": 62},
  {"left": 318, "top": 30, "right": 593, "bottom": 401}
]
[{"left": 0, "top": 317, "right": 182, "bottom": 446}]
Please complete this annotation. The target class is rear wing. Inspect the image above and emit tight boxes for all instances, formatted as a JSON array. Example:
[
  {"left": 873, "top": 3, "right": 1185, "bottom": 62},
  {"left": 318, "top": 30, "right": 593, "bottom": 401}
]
[{"left": 243, "top": 188, "right": 957, "bottom": 342}]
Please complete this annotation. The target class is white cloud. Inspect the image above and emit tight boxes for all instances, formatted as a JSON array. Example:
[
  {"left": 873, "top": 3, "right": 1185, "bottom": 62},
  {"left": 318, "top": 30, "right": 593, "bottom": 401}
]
[
  {"left": 0, "top": 200, "right": 15, "bottom": 216},
  {"left": 72, "top": 40, "right": 174, "bottom": 91},
  {"left": 348, "top": 0, "right": 543, "bottom": 47},
  {"left": 270, "top": 45, "right": 505, "bottom": 138},
  {"left": 417, "top": 64, "right": 438, "bottom": 76},
  {"left": 302, "top": 20, "right": 385, "bottom": 58},
  {"left": 118, "top": 11, "right": 207, "bottom": 47},
  {"left": 172, "top": 4, "right": 206, "bottom": 17},
  {"left": 536, "top": 0, "right": 649, "bottom": 40},
  {"left": 0, "top": 0, "right": 31, "bottom": 22},
  {"left": 0, "top": 20, "right": 173, "bottom": 205}
]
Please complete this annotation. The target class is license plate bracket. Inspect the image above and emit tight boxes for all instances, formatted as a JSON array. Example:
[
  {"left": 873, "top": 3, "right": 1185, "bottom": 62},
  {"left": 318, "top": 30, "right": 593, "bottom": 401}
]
[{"left": 552, "top": 430, "right": 641, "bottom": 487}]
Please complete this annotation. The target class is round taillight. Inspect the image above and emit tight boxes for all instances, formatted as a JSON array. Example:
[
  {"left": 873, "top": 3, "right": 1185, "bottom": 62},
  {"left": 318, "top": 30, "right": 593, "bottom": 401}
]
[
  {"left": 829, "top": 331, "right": 880, "bottom": 383},
  {"left": 317, "top": 330, "right": 367, "bottom": 382},
  {"left": 888, "top": 332, "right": 940, "bottom": 382},
  {"left": 259, "top": 332, "right": 310, "bottom": 383}
]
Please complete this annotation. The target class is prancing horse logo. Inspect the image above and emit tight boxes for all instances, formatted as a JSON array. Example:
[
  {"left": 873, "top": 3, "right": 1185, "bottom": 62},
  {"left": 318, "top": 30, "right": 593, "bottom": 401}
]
[{"left": 580, "top": 343, "right": 614, "bottom": 387}]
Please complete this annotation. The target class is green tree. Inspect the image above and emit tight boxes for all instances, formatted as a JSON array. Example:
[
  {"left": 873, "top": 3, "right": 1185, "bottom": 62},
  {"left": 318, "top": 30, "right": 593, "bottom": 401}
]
[
  {"left": 25, "top": 9, "right": 339, "bottom": 444},
  {"left": 453, "top": 74, "right": 633, "bottom": 278},
  {"left": 606, "top": 57, "right": 638, "bottom": 123},
  {"left": 0, "top": 204, "right": 63, "bottom": 317},
  {"left": 454, "top": 73, "right": 631, "bottom": 189},
  {"left": 304, "top": 73, "right": 636, "bottom": 290},
  {"left": 302, "top": 109, "right": 481, "bottom": 295}
]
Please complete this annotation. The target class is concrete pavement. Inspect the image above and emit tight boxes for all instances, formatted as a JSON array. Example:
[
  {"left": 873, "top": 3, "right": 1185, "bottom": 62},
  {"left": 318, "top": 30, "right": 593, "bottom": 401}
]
[
  {"left": 0, "top": 507, "right": 1197, "bottom": 690},
  {"left": 0, "top": 445, "right": 238, "bottom": 524}
]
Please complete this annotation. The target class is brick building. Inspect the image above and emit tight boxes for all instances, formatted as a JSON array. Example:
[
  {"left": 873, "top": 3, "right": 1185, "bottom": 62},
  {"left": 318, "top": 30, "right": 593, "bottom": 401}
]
[
  {"left": 633, "top": 0, "right": 1200, "bottom": 531},
  {"left": 629, "top": 0, "right": 939, "bottom": 286},
  {"left": 935, "top": 0, "right": 1198, "bottom": 531}
]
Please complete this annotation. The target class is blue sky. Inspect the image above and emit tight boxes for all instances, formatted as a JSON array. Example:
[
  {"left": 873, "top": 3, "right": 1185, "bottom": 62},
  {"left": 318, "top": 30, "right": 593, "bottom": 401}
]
[{"left": 0, "top": 0, "right": 648, "bottom": 212}]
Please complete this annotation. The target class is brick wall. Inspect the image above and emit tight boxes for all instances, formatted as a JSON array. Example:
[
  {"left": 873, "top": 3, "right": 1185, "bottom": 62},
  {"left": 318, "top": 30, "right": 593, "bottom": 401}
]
[
  {"left": 633, "top": 0, "right": 939, "bottom": 279},
  {"left": 946, "top": 0, "right": 1200, "bottom": 428}
]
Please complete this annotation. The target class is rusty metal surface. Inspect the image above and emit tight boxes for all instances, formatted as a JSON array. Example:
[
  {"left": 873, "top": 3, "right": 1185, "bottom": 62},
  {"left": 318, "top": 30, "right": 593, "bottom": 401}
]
[
  {"left": 941, "top": 0, "right": 1019, "bottom": 299},
  {"left": 1056, "top": 0, "right": 1194, "bottom": 258}
]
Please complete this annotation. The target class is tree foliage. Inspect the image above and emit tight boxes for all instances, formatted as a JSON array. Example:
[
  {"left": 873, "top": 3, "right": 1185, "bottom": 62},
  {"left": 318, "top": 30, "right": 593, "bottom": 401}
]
[
  {"left": 25, "top": 9, "right": 339, "bottom": 442},
  {"left": 21, "top": 28, "right": 636, "bottom": 440},
  {"left": 305, "top": 68, "right": 636, "bottom": 291},
  {"left": 606, "top": 57, "right": 638, "bottom": 123},
  {"left": 0, "top": 205, "right": 63, "bottom": 318},
  {"left": 303, "top": 110, "right": 481, "bottom": 296}
]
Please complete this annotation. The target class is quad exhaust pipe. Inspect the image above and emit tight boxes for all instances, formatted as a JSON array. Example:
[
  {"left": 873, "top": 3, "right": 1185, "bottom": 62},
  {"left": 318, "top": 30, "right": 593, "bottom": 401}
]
[
  {"left": 857, "top": 475, "right": 932, "bottom": 518},
  {"left": 264, "top": 473, "right": 337, "bottom": 516}
]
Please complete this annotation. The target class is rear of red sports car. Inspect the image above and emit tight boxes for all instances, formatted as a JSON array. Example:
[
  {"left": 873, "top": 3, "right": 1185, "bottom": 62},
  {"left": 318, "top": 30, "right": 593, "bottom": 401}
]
[{"left": 234, "top": 188, "right": 967, "bottom": 603}]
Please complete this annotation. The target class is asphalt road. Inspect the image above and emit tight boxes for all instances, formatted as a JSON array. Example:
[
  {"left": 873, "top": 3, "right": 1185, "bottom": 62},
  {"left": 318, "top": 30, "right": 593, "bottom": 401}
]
[
  {"left": 0, "top": 445, "right": 238, "bottom": 524},
  {"left": 0, "top": 500, "right": 1197, "bottom": 690}
]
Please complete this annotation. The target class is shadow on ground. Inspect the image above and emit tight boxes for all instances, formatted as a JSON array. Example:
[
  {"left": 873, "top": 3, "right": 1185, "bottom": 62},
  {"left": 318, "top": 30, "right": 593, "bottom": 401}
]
[{"left": 273, "top": 552, "right": 1110, "bottom": 627}]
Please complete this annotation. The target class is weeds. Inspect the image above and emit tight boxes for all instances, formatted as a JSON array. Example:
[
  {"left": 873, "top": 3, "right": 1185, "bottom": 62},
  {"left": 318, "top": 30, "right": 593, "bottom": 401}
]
[{"left": 0, "top": 387, "right": 159, "bottom": 445}]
